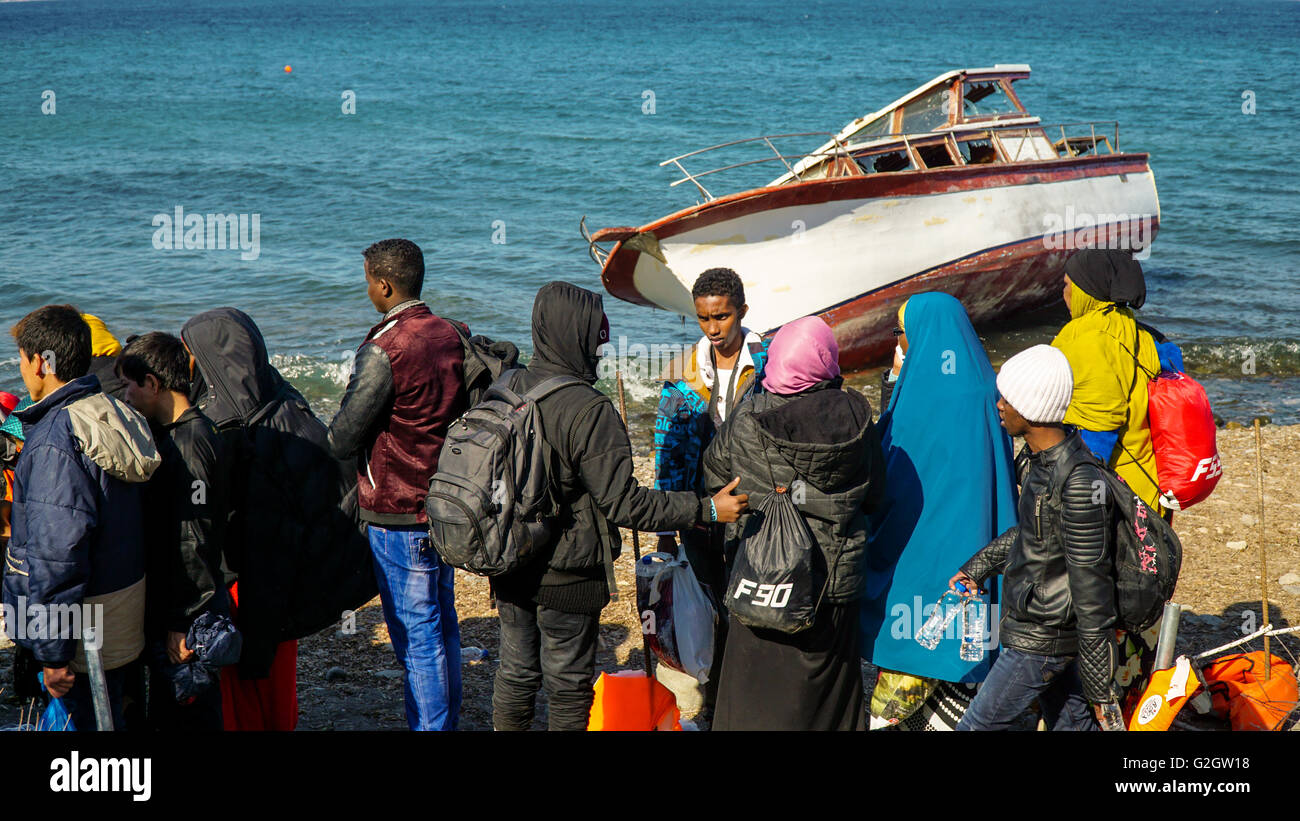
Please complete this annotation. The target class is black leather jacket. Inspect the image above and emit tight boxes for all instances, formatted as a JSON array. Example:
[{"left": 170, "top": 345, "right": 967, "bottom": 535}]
[{"left": 961, "top": 429, "right": 1118, "bottom": 703}]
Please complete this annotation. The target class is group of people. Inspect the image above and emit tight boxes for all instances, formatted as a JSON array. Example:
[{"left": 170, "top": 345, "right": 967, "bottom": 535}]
[
  {"left": 0, "top": 240, "right": 1179, "bottom": 732},
  {"left": 651, "top": 250, "right": 1181, "bottom": 731}
]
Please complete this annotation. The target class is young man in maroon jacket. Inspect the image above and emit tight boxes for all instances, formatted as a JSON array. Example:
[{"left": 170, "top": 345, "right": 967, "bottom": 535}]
[{"left": 328, "top": 239, "right": 468, "bottom": 731}]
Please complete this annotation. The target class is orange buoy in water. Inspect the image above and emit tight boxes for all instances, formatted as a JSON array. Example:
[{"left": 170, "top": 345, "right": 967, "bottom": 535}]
[{"left": 283, "top": 65, "right": 292, "bottom": 73}]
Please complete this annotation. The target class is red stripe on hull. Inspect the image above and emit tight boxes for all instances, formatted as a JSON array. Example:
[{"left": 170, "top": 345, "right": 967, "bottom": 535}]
[
  {"left": 600, "top": 152, "right": 1152, "bottom": 308},
  {"left": 803, "top": 228, "right": 1159, "bottom": 371}
]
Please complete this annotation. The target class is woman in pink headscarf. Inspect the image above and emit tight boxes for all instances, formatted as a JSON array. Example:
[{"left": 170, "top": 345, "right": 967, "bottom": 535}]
[{"left": 701, "top": 316, "right": 887, "bottom": 730}]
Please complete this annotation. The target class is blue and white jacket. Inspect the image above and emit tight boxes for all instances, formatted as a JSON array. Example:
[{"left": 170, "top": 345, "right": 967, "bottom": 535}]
[{"left": 653, "top": 330, "right": 768, "bottom": 498}]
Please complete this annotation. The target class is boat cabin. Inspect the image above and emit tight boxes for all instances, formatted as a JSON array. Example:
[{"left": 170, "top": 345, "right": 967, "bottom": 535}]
[
  {"left": 775, "top": 65, "right": 1117, "bottom": 184},
  {"left": 660, "top": 65, "right": 1122, "bottom": 202}
]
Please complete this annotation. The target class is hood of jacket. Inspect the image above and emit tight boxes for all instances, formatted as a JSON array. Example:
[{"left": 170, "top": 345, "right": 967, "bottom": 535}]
[
  {"left": 16, "top": 375, "right": 160, "bottom": 484},
  {"left": 181, "top": 307, "right": 285, "bottom": 429},
  {"left": 750, "top": 383, "right": 874, "bottom": 493},
  {"left": 529, "top": 281, "right": 608, "bottom": 383}
]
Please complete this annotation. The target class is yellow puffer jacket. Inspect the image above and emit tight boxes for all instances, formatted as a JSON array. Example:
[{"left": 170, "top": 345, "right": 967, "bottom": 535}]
[{"left": 1051, "top": 287, "right": 1162, "bottom": 510}]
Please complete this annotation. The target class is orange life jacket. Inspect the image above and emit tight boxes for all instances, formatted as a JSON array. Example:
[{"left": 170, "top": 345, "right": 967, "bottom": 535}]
[
  {"left": 587, "top": 670, "right": 681, "bottom": 731},
  {"left": 1127, "top": 657, "right": 1202, "bottom": 731},
  {"left": 1201, "top": 652, "right": 1298, "bottom": 731}
]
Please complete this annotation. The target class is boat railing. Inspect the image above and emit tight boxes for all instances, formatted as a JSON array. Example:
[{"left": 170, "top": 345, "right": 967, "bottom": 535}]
[
  {"left": 997, "top": 121, "right": 1121, "bottom": 162},
  {"left": 661, "top": 121, "right": 1123, "bottom": 201},
  {"left": 660, "top": 132, "right": 852, "bottom": 201}
]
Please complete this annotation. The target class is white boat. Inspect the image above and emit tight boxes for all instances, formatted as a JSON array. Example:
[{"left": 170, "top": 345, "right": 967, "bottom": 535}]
[{"left": 584, "top": 64, "right": 1160, "bottom": 369}]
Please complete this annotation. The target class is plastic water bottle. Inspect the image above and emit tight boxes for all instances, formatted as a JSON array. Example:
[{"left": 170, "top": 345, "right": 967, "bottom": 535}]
[
  {"left": 960, "top": 596, "right": 986, "bottom": 662},
  {"left": 916, "top": 588, "right": 965, "bottom": 650}
]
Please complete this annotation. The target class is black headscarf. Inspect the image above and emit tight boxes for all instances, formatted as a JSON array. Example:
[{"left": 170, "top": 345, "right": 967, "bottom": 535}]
[
  {"left": 529, "top": 281, "right": 609, "bottom": 383},
  {"left": 1064, "top": 249, "right": 1147, "bottom": 309}
]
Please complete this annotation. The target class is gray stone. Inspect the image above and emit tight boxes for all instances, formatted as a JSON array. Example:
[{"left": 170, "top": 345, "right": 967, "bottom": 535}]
[
  {"left": 1279, "top": 572, "right": 1300, "bottom": 587},
  {"left": 375, "top": 669, "right": 403, "bottom": 680},
  {"left": 325, "top": 666, "right": 346, "bottom": 682},
  {"left": 1226, "top": 541, "right": 1248, "bottom": 552}
]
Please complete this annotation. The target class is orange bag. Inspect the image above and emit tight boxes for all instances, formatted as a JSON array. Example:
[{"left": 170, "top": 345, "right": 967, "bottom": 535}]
[
  {"left": 1201, "top": 652, "right": 1298, "bottom": 731},
  {"left": 587, "top": 670, "right": 681, "bottom": 731},
  {"left": 1127, "top": 656, "right": 1201, "bottom": 731}
]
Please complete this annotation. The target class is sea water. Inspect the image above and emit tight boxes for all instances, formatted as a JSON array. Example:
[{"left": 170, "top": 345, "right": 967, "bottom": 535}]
[{"left": 1, "top": 0, "right": 1297, "bottom": 434}]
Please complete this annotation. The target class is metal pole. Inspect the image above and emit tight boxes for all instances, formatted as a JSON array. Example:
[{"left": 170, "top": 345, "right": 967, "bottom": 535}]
[
  {"left": 1153, "top": 602, "right": 1182, "bottom": 670},
  {"left": 83, "top": 626, "right": 114, "bottom": 731},
  {"left": 1255, "top": 419, "right": 1271, "bottom": 679},
  {"left": 616, "top": 370, "right": 657, "bottom": 727}
]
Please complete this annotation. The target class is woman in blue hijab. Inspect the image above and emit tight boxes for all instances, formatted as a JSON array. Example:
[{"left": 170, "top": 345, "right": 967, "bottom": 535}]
[{"left": 861, "top": 292, "right": 1018, "bottom": 722}]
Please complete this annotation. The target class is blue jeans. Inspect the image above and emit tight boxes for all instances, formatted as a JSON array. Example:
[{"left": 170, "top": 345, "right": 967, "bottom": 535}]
[
  {"left": 955, "top": 646, "right": 1097, "bottom": 731},
  {"left": 369, "top": 524, "right": 461, "bottom": 731}
]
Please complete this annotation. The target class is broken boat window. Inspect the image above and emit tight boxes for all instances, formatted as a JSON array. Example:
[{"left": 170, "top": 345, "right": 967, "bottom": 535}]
[
  {"left": 1054, "top": 135, "right": 1111, "bottom": 157},
  {"left": 900, "top": 86, "right": 952, "bottom": 134},
  {"left": 846, "top": 114, "right": 892, "bottom": 145},
  {"left": 915, "top": 141, "right": 956, "bottom": 168},
  {"left": 958, "top": 137, "right": 998, "bottom": 164},
  {"left": 962, "top": 80, "right": 1020, "bottom": 118},
  {"left": 854, "top": 148, "right": 913, "bottom": 174}
]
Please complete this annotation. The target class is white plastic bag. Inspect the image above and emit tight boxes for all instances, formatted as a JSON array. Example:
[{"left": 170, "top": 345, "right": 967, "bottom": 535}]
[{"left": 635, "top": 551, "right": 717, "bottom": 684}]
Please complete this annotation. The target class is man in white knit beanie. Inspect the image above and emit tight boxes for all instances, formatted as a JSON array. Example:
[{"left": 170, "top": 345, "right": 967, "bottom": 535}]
[
  {"left": 994, "top": 344, "right": 1073, "bottom": 428},
  {"left": 949, "top": 344, "right": 1124, "bottom": 732}
]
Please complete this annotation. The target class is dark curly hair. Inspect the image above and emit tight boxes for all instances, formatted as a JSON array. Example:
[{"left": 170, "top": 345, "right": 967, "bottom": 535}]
[
  {"left": 363, "top": 238, "right": 425, "bottom": 298},
  {"left": 691, "top": 267, "right": 745, "bottom": 310}
]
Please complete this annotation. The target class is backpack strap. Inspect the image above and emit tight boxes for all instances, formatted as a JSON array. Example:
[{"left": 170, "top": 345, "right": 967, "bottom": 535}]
[
  {"left": 482, "top": 371, "right": 582, "bottom": 407},
  {"left": 522, "top": 374, "right": 587, "bottom": 403}
]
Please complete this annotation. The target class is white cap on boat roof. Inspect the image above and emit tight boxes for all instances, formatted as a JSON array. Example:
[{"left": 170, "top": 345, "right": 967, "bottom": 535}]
[{"left": 996, "top": 344, "right": 1073, "bottom": 424}]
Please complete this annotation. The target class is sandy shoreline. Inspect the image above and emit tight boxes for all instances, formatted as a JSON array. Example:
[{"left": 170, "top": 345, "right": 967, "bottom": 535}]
[{"left": 4, "top": 421, "right": 1298, "bottom": 731}]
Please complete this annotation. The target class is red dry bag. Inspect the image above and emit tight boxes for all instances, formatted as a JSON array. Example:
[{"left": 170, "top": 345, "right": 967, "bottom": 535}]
[{"left": 1146, "top": 371, "right": 1220, "bottom": 510}]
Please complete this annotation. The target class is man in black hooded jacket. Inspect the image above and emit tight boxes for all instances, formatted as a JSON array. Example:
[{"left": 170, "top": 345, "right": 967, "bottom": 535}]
[
  {"left": 180, "top": 308, "right": 376, "bottom": 729},
  {"left": 491, "top": 281, "right": 748, "bottom": 731}
]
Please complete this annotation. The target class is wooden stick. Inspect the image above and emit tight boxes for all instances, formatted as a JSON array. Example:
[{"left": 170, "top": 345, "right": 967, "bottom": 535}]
[
  {"left": 1255, "top": 419, "right": 1271, "bottom": 680},
  {"left": 615, "top": 370, "right": 657, "bottom": 727}
]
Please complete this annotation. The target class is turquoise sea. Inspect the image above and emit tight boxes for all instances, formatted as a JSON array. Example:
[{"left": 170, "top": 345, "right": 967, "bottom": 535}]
[{"left": 2, "top": 0, "right": 1298, "bottom": 432}]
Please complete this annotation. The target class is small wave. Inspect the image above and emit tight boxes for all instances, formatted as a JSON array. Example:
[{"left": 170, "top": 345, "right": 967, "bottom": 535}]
[
  {"left": 270, "top": 352, "right": 354, "bottom": 388},
  {"left": 1182, "top": 338, "right": 1300, "bottom": 377}
]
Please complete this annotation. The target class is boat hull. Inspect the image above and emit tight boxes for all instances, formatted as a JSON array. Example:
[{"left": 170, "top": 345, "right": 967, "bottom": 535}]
[{"left": 600, "top": 153, "right": 1159, "bottom": 369}]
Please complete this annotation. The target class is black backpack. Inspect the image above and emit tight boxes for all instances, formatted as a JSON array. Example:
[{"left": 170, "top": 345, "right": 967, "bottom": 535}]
[
  {"left": 447, "top": 319, "right": 520, "bottom": 408},
  {"left": 1098, "top": 469, "right": 1184, "bottom": 633},
  {"left": 1048, "top": 458, "right": 1183, "bottom": 634},
  {"left": 425, "top": 371, "right": 581, "bottom": 577}
]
